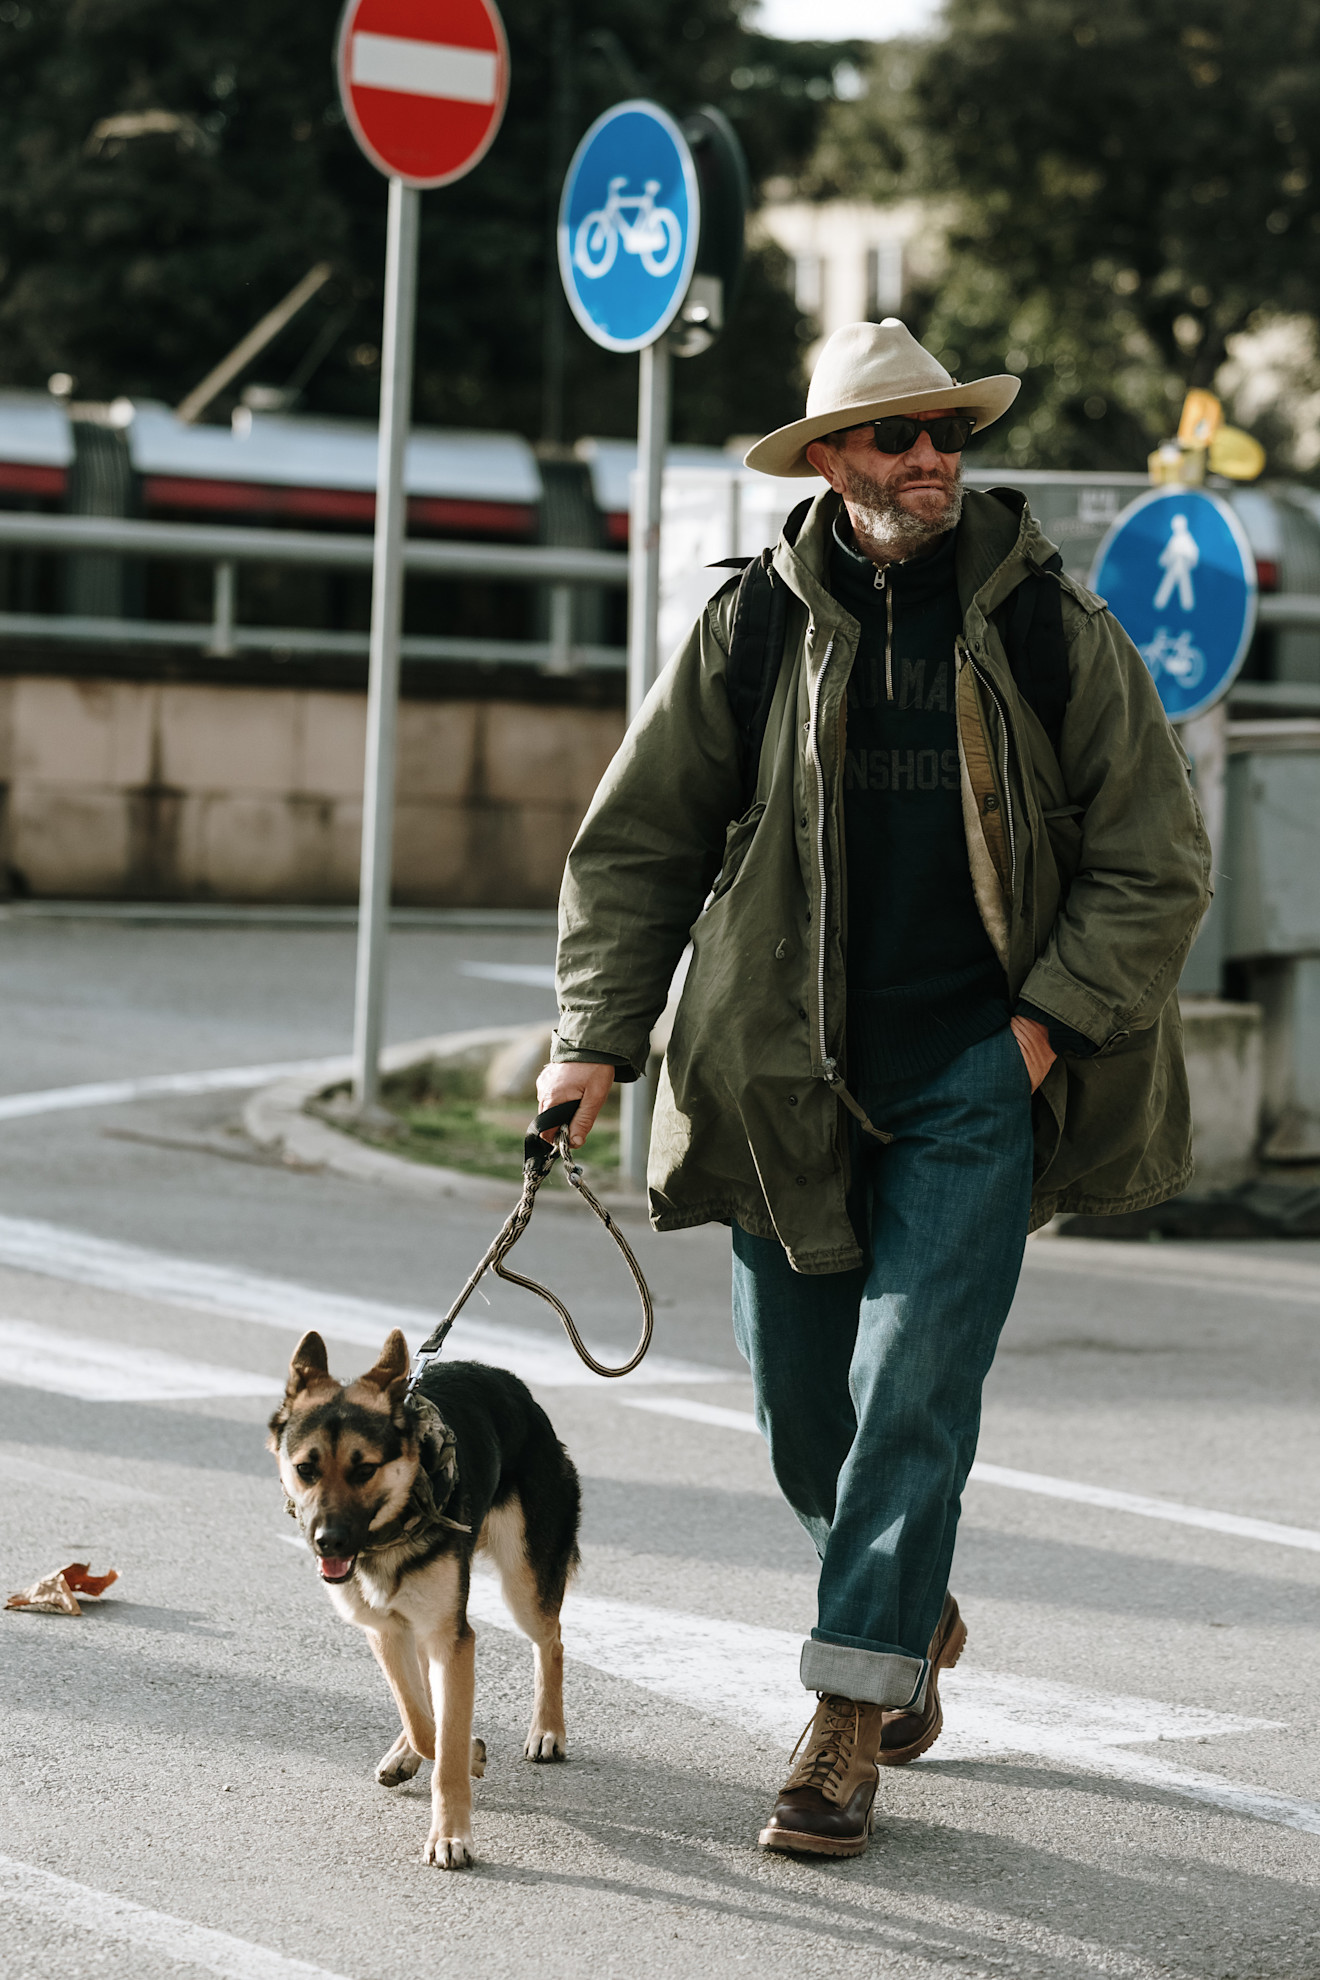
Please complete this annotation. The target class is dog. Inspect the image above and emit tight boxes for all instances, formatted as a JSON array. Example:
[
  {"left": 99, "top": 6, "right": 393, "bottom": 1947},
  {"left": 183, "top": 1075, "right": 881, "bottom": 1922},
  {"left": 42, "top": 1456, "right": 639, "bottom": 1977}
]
[{"left": 269, "top": 1327, "right": 581, "bottom": 1869}]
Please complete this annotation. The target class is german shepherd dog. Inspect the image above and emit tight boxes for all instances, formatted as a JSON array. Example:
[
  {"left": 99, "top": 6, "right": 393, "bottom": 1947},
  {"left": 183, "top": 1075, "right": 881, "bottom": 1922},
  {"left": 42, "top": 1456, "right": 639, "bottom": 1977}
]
[{"left": 269, "top": 1327, "right": 581, "bottom": 1869}]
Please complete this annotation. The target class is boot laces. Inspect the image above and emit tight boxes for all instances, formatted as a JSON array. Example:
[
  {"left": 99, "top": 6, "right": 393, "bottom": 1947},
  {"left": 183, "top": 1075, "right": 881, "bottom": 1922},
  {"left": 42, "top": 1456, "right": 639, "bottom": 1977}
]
[{"left": 785, "top": 1694, "right": 861, "bottom": 1800}]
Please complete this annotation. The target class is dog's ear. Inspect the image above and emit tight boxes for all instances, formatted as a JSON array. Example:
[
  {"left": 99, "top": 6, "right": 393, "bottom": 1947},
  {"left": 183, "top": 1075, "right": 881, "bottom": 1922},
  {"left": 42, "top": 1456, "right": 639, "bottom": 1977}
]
[
  {"left": 288, "top": 1331, "right": 331, "bottom": 1390},
  {"left": 357, "top": 1328, "right": 410, "bottom": 1393},
  {"left": 268, "top": 1331, "right": 334, "bottom": 1449}
]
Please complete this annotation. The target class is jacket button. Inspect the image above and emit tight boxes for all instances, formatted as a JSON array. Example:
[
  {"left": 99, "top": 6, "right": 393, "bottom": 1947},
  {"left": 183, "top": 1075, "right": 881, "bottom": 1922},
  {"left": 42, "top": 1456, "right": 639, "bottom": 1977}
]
[
  {"left": 787, "top": 1094, "right": 798, "bottom": 1107},
  {"left": 795, "top": 1175, "right": 807, "bottom": 1186},
  {"left": 983, "top": 793, "right": 1000, "bottom": 813},
  {"left": 799, "top": 814, "right": 807, "bottom": 828},
  {"left": 798, "top": 1007, "right": 807, "bottom": 1020}
]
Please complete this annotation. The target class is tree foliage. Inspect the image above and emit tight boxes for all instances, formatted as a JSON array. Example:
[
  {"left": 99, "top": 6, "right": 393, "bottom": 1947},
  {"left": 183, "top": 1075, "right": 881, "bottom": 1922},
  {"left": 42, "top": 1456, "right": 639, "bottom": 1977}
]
[
  {"left": 0, "top": 0, "right": 847, "bottom": 444},
  {"left": 810, "top": 0, "right": 1320, "bottom": 469}
]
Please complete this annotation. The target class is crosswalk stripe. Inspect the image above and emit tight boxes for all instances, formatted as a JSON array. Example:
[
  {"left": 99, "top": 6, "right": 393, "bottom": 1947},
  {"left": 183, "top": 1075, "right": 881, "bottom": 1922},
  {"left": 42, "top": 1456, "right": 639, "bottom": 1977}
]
[
  {"left": 0, "top": 1319, "right": 275, "bottom": 1403},
  {"left": 0, "top": 1852, "right": 352, "bottom": 1980},
  {"left": 465, "top": 1575, "right": 1318, "bottom": 1836},
  {"left": 619, "top": 1396, "right": 1320, "bottom": 1553},
  {"left": 0, "top": 1213, "right": 723, "bottom": 1391}
]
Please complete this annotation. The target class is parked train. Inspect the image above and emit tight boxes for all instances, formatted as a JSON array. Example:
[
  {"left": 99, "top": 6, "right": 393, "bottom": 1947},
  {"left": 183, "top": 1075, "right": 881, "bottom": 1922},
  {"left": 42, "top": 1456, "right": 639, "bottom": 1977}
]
[{"left": 0, "top": 390, "right": 1317, "bottom": 696}]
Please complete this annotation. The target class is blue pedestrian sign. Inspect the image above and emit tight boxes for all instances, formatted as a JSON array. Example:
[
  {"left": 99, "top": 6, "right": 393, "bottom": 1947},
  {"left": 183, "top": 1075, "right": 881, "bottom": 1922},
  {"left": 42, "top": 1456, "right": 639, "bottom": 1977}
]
[
  {"left": 1089, "top": 487, "right": 1257, "bottom": 721},
  {"left": 558, "top": 100, "right": 700, "bottom": 354}
]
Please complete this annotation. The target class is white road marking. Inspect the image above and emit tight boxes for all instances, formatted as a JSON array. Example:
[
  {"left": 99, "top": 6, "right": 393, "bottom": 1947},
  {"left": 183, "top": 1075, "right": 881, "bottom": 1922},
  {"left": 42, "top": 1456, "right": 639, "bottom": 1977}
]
[
  {"left": 0, "top": 1319, "right": 275, "bottom": 1403},
  {"left": 467, "top": 1576, "right": 1318, "bottom": 1835},
  {"left": 0, "top": 1851, "right": 352, "bottom": 1980},
  {"left": 970, "top": 1461, "right": 1320, "bottom": 1553},
  {"left": 620, "top": 1396, "right": 1320, "bottom": 1554},
  {"left": 0, "top": 1449, "right": 161, "bottom": 1502},
  {"left": 455, "top": 960, "right": 556, "bottom": 989},
  {"left": 350, "top": 31, "right": 498, "bottom": 104},
  {"left": 0, "top": 1214, "right": 723, "bottom": 1390},
  {"left": 0, "top": 1059, "right": 344, "bottom": 1123},
  {"left": 622, "top": 1396, "right": 761, "bottom": 1435},
  {"left": 1025, "top": 1234, "right": 1320, "bottom": 1308}
]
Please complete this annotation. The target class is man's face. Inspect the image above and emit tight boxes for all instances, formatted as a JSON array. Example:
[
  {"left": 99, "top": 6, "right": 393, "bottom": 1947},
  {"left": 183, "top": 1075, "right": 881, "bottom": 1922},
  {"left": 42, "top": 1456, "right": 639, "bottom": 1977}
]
[{"left": 806, "top": 409, "right": 964, "bottom": 550}]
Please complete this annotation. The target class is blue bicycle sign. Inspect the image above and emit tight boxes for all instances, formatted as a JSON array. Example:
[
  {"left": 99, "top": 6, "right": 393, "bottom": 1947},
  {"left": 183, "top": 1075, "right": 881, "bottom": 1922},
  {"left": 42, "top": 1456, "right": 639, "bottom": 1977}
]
[
  {"left": 559, "top": 101, "right": 699, "bottom": 353},
  {"left": 573, "top": 177, "right": 682, "bottom": 280},
  {"left": 1089, "top": 487, "right": 1257, "bottom": 722}
]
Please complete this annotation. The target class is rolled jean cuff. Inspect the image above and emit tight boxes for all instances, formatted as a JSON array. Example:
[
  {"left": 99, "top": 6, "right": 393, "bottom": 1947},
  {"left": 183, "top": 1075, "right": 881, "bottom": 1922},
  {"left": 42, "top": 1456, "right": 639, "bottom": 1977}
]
[{"left": 799, "top": 1635, "right": 928, "bottom": 1710}]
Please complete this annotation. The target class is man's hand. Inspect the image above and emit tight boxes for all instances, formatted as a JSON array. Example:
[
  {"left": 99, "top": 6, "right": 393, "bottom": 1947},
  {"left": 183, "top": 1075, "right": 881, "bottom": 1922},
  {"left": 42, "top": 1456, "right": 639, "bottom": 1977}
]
[
  {"left": 1010, "top": 1014, "right": 1057, "bottom": 1093},
  {"left": 535, "top": 1062, "right": 617, "bottom": 1148}
]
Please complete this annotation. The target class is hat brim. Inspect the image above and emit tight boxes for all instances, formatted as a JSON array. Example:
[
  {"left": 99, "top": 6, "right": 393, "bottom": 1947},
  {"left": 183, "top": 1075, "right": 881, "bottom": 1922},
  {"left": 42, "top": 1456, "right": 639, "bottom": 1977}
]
[{"left": 743, "top": 376, "right": 1022, "bottom": 478}]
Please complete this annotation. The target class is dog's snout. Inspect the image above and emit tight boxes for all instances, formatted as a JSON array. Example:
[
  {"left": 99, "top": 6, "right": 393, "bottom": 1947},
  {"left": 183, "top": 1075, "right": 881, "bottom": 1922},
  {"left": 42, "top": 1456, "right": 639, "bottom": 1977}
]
[{"left": 315, "top": 1522, "right": 353, "bottom": 1556}]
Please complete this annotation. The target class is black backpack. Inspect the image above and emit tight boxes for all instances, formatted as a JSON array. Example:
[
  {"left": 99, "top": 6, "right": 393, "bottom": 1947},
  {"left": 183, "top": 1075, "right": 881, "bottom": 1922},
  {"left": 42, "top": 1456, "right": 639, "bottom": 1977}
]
[{"left": 715, "top": 491, "right": 1070, "bottom": 810}]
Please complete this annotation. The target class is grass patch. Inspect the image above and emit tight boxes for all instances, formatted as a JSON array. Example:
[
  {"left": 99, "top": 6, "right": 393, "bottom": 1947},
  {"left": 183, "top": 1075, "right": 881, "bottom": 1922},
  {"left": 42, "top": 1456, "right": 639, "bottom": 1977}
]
[{"left": 312, "top": 1060, "right": 621, "bottom": 1185}]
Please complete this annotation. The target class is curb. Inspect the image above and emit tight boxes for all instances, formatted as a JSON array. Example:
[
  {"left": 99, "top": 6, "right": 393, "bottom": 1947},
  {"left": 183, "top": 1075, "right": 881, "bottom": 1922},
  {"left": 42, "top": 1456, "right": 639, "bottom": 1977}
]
[{"left": 242, "top": 1026, "right": 641, "bottom": 1212}]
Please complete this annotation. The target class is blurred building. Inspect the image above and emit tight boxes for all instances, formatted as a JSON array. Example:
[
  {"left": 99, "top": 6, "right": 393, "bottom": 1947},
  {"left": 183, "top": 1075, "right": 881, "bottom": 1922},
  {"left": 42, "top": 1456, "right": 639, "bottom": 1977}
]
[{"left": 753, "top": 196, "right": 938, "bottom": 360}]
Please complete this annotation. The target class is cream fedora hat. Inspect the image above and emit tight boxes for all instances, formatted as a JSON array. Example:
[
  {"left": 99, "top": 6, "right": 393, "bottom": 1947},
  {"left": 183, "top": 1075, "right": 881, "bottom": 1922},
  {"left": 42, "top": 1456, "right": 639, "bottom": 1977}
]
[{"left": 744, "top": 318, "right": 1020, "bottom": 479}]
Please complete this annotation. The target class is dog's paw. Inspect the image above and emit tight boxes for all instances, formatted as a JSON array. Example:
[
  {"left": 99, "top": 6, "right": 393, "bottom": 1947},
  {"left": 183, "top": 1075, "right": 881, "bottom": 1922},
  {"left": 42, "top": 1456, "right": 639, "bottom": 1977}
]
[
  {"left": 524, "top": 1728, "right": 567, "bottom": 1763},
  {"left": 376, "top": 1734, "right": 424, "bottom": 1787},
  {"left": 470, "top": 1737, "right": 487, "bottom": 1779},
  {"left": 424, "top": 1831, "right": 474, "bottom": 1870}
]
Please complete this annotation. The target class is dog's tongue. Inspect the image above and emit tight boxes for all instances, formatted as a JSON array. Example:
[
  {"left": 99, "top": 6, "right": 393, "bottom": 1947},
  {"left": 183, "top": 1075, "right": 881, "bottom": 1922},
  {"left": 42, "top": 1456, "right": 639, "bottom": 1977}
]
[{"left": 317, "top": 1557, "right": 355, "bottom": 1581}]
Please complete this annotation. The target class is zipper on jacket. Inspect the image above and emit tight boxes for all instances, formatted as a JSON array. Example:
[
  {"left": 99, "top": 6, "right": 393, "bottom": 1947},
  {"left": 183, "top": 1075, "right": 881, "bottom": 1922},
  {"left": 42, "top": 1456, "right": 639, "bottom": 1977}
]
[
  {"left": 874, "top": 565, "right": 894, "bottom": 701},
  {"left": 807, "top": 632, "right": 895, "bottom": 1145}
]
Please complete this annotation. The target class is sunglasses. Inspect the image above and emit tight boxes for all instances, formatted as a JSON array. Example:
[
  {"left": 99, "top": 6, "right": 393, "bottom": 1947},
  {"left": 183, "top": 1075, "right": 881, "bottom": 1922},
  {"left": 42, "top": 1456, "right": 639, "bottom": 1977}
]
[{"left": 848, "top": 414, "right": 977, "bottom": 455}]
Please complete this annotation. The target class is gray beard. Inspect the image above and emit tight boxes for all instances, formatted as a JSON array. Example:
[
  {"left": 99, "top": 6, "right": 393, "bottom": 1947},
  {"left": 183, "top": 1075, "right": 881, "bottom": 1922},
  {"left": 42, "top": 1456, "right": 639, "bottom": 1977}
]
[{"left": 844, "top": 464, "right": 964, "bottom": 561}]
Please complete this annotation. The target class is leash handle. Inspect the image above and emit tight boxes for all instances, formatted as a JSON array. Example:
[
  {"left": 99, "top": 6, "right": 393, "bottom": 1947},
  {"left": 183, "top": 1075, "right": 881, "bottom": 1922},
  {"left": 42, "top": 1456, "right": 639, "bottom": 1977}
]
[
  {"left": 405, "top": 1099, "right": 654, "bottom": 1392},
  {"left": 524, "top": 1098, "right": 580, "bottom": 1171}
]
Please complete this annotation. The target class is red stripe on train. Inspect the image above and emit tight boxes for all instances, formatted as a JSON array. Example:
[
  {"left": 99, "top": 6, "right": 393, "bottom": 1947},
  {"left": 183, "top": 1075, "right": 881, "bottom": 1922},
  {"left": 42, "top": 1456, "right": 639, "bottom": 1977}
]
[{"left": 141, "top": 476, "right": 537, "bottom": 537}]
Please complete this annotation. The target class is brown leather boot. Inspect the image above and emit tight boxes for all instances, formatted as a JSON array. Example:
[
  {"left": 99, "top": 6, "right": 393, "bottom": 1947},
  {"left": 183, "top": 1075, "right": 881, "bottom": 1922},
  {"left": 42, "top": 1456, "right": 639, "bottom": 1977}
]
[
  {"left": 878, "top": 1591, "right": 967, "bottom": 1766},
  {"left": 758, "top": 1693, "right": 885, "bottom": 1857}
]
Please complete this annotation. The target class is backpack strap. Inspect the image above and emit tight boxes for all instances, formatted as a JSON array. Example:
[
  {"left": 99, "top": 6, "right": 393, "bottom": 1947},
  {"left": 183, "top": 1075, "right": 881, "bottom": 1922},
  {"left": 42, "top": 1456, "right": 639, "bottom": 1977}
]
[
  {"left": 715, "top": 496, "right": 812, "bottom": 810},
  {"left": 991, "top": 551, "right": 1070, "bottom": 760}
]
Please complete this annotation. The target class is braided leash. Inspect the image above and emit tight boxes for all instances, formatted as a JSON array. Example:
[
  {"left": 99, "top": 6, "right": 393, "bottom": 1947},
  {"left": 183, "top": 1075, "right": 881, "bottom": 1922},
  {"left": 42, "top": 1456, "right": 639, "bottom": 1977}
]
[{"left": 404, "top": 1098, "right": 654, "bottom": 1396}]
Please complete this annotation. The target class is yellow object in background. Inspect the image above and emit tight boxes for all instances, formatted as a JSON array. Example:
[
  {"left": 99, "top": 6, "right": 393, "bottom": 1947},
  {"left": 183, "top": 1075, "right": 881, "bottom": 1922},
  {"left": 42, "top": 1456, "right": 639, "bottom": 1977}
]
[
  {"left": 1208, "top": 425, "right": 1267, "bottom": 481},
  {"left": 1178, "top": 389, "right": 1223, "bottom": 448}
]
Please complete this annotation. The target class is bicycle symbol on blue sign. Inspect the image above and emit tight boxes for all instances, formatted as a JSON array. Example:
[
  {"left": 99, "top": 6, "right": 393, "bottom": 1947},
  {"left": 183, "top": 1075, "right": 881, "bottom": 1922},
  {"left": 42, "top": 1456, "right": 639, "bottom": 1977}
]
[
  {"left": 1089, "top": 487, "right": 1258, "bottom": 722},
  {"left": 559, "top": 100, "right": 699, "bottom": 353},
  {"left": 573, "top": 178, "right": 682, "bottom": 280},
  {"left": 1140, "top": 626, "right": 1206, "bottom": 693}
]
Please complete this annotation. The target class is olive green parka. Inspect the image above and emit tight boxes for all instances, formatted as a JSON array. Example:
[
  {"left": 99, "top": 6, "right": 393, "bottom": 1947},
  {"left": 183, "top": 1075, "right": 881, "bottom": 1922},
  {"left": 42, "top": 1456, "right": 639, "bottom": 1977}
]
[{"left": 553, "top": 486, "right": 1213, "bottom": 1273}]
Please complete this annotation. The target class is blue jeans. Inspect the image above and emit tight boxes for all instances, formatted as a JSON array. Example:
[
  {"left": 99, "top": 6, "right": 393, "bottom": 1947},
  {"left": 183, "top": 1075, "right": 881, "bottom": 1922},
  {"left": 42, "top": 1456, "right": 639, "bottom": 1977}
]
[{"left": 731, "top": 1025, "right": 1034, "bottom": 1709}]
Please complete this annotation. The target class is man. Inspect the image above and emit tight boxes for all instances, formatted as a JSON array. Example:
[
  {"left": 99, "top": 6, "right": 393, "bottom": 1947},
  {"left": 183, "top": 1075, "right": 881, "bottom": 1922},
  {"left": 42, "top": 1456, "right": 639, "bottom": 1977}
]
[{"left": 537, "top": 319, "right": 1211, "bottom": 1858}]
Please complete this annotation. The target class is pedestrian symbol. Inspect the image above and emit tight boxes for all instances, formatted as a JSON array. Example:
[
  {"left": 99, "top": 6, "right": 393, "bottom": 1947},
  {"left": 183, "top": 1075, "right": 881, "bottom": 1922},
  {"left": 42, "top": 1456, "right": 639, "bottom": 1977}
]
[
  {"left": 1153, "top": 513, "right": 1200, "bottom": 612},
  {"left": 1090, "top": 487, "right": 1257, "bottom": 722}
]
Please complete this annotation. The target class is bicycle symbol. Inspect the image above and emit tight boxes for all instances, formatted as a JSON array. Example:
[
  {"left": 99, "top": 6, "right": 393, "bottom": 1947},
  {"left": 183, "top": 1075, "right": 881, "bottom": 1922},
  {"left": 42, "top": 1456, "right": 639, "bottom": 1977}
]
[
  {"left": 573, "top": 177, "right": 682, "bottom": 280},
  {"left": 1140, "top": 626, "right": 1206, "bottom": 691}
]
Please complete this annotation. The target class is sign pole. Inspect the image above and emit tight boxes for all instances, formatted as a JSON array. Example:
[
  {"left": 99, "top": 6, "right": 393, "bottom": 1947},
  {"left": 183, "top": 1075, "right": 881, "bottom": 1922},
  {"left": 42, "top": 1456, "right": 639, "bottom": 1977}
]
[
  {"left": 620, "top": 333, "right": 672, "bottom": 1187},
  {"left": 626, "top": 335, "right": 671, "bottom": 718},
  {"left": 352, "top": 174, "right": 420, "bottom": 1112}
]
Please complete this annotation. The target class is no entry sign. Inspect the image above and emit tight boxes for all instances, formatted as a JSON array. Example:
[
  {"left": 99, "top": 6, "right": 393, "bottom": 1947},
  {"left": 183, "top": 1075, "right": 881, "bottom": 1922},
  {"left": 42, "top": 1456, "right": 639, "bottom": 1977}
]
[{"left": 337, "top": 0, "right": 509, "bottom": 188}]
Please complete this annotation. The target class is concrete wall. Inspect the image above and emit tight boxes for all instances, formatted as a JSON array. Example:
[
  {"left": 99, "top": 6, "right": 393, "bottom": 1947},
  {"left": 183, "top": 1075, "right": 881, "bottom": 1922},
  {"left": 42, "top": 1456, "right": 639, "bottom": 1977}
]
[
  {"left": 0, "top": 677, "right": 624, "bottom": 907},
  {"left": 1181, "top": 996, "right": 1264, "bottom": 1185}
]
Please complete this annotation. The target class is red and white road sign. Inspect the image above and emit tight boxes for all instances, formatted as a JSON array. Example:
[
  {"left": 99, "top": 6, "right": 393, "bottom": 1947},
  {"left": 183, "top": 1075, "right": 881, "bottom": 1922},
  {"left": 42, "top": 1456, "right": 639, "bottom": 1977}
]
[{"left": 337, "top": 0, "right": 509, "bottom": 189}]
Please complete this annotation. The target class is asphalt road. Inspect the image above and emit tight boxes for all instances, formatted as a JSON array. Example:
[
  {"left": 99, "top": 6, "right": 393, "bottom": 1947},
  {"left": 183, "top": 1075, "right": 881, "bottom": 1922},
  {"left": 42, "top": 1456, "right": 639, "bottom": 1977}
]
[{"left": 1, "top": 909, "right": 1318, "bottom": 1980}]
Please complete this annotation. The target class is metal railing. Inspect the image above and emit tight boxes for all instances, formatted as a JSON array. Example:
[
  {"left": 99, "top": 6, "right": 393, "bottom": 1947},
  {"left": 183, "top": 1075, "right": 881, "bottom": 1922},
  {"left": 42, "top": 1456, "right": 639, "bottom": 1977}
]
[
  {"left": 0, "top": 510, "right": 629, "bottom": 672},
  {"left": 5, "top": 506, "right": 1320, "bottom": 674}
]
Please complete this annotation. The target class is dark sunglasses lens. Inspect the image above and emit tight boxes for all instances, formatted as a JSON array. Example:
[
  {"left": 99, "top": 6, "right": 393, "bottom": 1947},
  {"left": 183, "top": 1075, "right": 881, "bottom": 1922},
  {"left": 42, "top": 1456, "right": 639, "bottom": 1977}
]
[
  {"left": 929, "top": 417, "right": 975, "bottom": 452},
  {"left": 871, "top": 417, "right": 920, "bottom": 454},
  {"left": 871, "top": 415, "right": 975, "bottom": 454}
]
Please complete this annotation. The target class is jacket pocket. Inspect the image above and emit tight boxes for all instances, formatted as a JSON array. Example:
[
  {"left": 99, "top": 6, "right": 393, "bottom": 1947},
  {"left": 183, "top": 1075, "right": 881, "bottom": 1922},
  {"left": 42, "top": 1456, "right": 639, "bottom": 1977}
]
[{"left": 709, "top": 801, "right": 766, "bottom": 904}]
